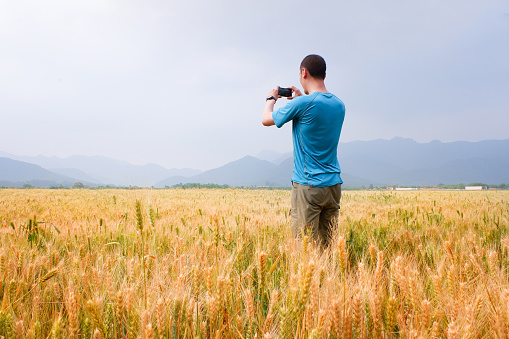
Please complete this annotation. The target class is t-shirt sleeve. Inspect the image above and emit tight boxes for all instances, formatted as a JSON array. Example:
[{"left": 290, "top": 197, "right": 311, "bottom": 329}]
[{"left": 272, "top": 98, "right": 305, "bottom": 128}]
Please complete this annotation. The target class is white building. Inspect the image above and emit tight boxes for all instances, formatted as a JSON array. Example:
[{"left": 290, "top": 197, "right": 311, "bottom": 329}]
[{"left": 465, "top": 186, "right": 483, "bottom": 191}]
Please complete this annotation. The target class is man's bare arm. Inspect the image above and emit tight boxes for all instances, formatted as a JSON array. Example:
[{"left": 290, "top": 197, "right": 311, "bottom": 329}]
[
  {"left": 262, "top": 88, "right": 278, "bottom": 126},
  {"left": 262, "top": 100, "right": 276, "bottom": 126}
]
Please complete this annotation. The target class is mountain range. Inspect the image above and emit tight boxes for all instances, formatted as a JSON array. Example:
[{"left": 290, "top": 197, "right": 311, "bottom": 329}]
[
  {"left": 0, "top": 151, "right": 201, "bottom": 187},
  {"left": 1, "top": 138, "right": 508, "bottom": 188}
]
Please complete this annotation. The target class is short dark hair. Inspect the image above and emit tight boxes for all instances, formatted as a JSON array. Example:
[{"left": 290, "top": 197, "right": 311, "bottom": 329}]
[{"left": 300, "top": 54, "right": 326, "bottom": 79}]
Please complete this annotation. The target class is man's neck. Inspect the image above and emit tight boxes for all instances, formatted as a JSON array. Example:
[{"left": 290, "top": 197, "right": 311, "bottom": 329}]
[{"left": 305, "top": 81, "right": 328, "bottom": 95}]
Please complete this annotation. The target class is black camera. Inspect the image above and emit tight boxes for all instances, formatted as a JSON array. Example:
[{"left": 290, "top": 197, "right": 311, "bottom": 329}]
[{"left": 278, "top": 87, "right": 292, "bottom": 97}]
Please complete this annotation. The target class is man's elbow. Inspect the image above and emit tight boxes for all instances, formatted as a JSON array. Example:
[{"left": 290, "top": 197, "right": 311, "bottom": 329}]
[{"left": 262, "top": 118, "right": 275, "bottom": 126}]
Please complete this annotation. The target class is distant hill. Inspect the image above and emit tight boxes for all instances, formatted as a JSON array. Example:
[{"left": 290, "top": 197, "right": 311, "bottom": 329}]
[
  {"left": 0, "top": 152, "right": 201, "bottom": 187},
  {"left": 156, "top": 155, "right": 382, "bottom": 188},
  {"left": 255, "top": 150, "right": 292, "bottom": 165},
  {"left": 157, "top": 156, "right": 288, "bottom": 187},
  {"left": 337, "top": 138, "right": 509, "bottom": 185},
  {"left": 2, "top": 138, "right": 508, "bottom": 188},
  {"left": 0, "top": 157, "right": 83, "bottom": 187},
  {"left": 50, "top": 167, "right": 103, "bottom": 184},
  {"left": 198, "top": 138, "right": 507, "bottom": 187}
]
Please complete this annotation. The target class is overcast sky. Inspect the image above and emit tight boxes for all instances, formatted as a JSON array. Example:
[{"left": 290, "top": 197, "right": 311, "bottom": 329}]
[{"left": 1, "top": 0, "right": 508, "bottom": 170}]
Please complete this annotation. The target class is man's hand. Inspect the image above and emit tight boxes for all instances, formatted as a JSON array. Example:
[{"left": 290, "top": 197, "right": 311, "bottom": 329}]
[
  {"left": 287, "top": 86, "right": 303, "bottom": 100},
  {"left": 267, "top": 87, "right": 279, "bottom": 101}
]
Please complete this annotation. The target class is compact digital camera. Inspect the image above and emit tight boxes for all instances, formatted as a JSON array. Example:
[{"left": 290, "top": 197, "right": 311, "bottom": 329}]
[{"left": 278, "top": 87, "right": 292, "bottom": 97}]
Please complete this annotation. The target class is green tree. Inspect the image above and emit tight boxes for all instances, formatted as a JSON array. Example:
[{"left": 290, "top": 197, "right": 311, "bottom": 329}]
[{"left": 73, "top": 182, "right": 85, "bottom": 189}]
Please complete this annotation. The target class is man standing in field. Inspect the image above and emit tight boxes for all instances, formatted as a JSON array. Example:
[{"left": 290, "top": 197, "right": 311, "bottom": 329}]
[{"left": 262, "top": 54, "right": 345, "bottom": 247}]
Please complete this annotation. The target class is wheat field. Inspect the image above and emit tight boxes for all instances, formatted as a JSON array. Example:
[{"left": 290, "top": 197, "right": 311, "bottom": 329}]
[{"left": 0, "top": 188, "right": 508, "bottom": 338}]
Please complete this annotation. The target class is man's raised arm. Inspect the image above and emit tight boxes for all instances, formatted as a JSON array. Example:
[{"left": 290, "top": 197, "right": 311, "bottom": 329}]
[{"left": 262, "top": 87, "right": 278, "bottom": 126}]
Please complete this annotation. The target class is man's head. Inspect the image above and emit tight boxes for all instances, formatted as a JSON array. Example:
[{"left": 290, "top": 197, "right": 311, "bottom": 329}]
[
  {"left": 300, "top": 54, "right": 326, "bottom": 79},
  {"left": 299, "top": 54, "right": 326, "bottom": 94}
]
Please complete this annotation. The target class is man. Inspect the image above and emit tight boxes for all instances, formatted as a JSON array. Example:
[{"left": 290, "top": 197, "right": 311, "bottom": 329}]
[{"left": 261, "top": 54, "right": 345, "bottom": 247}]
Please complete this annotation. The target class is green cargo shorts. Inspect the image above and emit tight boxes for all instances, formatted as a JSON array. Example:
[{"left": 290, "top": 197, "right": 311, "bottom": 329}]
[{"left": 290, "top": 182, "right": 342, "bottom": 247}]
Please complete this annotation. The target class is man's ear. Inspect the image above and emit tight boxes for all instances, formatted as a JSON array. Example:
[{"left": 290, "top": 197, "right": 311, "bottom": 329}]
[
  {"left": 323, "top": 72, "right": 326, "bottom": 80},
  {"left": 301, "top": 68, "right": 308, "bottom": 79}
]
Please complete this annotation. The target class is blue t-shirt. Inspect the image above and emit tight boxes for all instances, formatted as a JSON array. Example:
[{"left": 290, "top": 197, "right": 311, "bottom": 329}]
[{"left": 272, "top": 92, "right": 345, "bottom": 187}]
